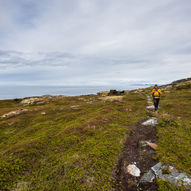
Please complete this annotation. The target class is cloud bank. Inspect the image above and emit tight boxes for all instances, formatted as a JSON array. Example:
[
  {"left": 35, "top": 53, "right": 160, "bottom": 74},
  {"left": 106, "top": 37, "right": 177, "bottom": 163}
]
[{"left": 0, "top": 0, "right": 191, "bottom": 85}]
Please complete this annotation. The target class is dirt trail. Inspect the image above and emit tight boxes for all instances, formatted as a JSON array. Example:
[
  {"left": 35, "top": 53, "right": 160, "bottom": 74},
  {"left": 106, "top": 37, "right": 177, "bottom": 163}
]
[{"left": 114, "top": 96, "right": 158, "bottom": 191}]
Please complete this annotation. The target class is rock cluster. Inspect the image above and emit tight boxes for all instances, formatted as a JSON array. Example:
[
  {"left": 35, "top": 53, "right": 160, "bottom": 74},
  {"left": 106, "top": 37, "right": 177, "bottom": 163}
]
[
  {"left": 138, "top": 97, "right": 191, "bottom": 189},
  {"left": 140, "top": 162, "right": 191, "bottom": 187},
  {"left": 126, "top": 161, "right": 191, "bottom": 187},
  {"left": 20, "top": 95, "right": 52, "bottom": 106}
]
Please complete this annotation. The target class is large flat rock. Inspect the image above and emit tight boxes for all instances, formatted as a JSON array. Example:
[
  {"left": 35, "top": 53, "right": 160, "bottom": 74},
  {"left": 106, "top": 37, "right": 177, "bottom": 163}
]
[{"left": 151, "top": 162, "right": 191, "bottom": 186}]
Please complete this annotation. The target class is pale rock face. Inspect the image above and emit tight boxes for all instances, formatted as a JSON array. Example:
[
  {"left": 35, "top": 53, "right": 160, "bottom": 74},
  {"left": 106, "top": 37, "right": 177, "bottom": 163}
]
[
  {"left": 126, "top": 164, "right": 141, "bottom": 177},
  {"left": 142, "top": 118, "right": 157, "bottom": 126}
]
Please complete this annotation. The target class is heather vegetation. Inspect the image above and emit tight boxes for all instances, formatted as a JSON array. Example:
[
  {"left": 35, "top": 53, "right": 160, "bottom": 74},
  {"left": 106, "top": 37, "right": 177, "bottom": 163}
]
[
  {"left": 0, "top": 92, "right": 147, "bottom": 190},
  {"left": 0, "top": 78, "right": 191, "bottom": 191}
]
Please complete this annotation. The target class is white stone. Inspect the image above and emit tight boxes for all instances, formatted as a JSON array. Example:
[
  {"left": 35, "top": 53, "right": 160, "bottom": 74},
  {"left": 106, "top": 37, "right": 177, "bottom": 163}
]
[
  {"left": 126, "top": 164, "right": 141, "bottom": 177},
  {"left": 146, "top": 105, "right": 154, "bottom": 110},
  {"left": 147, "top": 96, "right": 152, "bottom": 102},
  {"left": 142, "top": 117, "right": 157, "bottom": 126}
]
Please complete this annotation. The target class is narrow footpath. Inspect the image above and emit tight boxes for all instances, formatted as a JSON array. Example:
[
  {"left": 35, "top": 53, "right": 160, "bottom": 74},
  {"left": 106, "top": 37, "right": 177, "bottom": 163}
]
[{"left": 114, "top": 95, "right": 158, "bottom": 191}]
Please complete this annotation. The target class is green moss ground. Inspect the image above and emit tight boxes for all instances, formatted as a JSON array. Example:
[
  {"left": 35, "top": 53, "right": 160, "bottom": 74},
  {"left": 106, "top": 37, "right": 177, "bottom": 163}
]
[
  {"left": 156, "top": 87, "right": 191, "bottom": 175},
  {"left": 1, "top": 81, "right": 191, "bottom": 191},
  {"left": 0, "top": 93, "right": 147, "bottom": 190}
]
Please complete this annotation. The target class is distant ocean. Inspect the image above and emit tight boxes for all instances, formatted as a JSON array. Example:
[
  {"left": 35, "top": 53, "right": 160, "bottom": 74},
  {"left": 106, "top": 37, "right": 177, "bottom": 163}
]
[{"left": 0, "top": 85, "right": 150, "bottom": 100}]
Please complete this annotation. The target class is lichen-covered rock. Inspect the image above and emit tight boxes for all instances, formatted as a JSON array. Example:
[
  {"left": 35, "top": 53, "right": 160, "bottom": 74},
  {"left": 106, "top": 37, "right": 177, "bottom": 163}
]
[{"left": 151, "top": 162, "right": 191, "bottom": 187}]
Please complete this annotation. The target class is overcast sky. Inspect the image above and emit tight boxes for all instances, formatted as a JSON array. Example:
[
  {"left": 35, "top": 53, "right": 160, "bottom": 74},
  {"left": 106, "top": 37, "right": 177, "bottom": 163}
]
[{"left": 0, "top": 0, "right": 191, "bottom": 86}]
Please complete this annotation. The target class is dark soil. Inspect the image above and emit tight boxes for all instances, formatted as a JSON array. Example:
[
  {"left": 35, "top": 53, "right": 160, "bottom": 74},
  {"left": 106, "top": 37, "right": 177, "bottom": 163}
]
[{"left": 114, "top": 119, "right": 158, "bottom": 191}]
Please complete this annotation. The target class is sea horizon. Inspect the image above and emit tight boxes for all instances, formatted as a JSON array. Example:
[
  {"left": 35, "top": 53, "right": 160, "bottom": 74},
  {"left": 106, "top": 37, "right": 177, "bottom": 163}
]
[{"left": 0, "top": 84, "right": 152, "bottom": 100}]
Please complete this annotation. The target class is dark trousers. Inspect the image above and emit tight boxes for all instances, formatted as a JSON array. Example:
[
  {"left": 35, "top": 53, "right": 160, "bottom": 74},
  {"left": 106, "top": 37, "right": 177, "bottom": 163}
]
[{"left": 153, "top": 98, "right": 160, "bottom": 111}]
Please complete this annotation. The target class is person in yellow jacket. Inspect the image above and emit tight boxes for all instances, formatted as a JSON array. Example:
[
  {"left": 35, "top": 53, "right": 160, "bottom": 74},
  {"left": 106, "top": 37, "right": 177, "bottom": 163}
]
[{"left": 152, "top": 84, "right": 162, "bottom": 111}]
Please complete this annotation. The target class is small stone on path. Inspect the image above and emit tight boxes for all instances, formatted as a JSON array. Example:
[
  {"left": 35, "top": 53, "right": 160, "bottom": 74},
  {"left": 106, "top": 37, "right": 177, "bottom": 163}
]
[
  {"left": 146, "top": 105, "right": 154, "bottom": 110},
  {"left": 70, "top": 105, "right": 80, "bottom": 110},
  {"left": 138, "top": 141, "right": 148, "bottom": 148},
  {"left": 147, "top": 96, "right": 152, "bottom": 101},
  {"left": 126, "top": 164, "right": 141, "bottom": 177},
  {"left": 146, "top": 141, "right": 158, "bottom": 150},
  {"left": 142, "top": 118, "right": 157, "bottom": 126}
]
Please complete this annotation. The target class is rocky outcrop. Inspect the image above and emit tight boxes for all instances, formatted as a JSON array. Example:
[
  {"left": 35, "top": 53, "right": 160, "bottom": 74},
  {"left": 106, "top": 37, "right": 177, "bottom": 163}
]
[
  {"left": 97, "top": 91, "right": 109, "bottom": 96},
  {"left": 171, "top": 77, "right": 191, "bottom": 86},
  {"left": 20, "top": 95, "right": 52, "bottom": 106},
  {"left": 160, "top": 77, "right": 191, "bottom": 91},
  {"left": 0, "top": 108, "right": 29, "bottom": 119},
  {"left": 108, "top": 90, "right": 125, "bottom": 96}
]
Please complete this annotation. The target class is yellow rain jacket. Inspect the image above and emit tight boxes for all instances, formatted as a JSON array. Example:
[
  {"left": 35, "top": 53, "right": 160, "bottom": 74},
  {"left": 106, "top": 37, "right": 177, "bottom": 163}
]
[{"left": 152, "top": 88, "right": 162, "bottom": 99}]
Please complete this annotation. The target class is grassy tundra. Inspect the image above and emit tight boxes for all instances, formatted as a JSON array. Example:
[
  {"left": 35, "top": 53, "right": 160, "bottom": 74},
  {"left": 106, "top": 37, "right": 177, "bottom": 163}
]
[
  {"left": 0, "top": 91, "right": 147, "bottom": 190},
  {"left": 0, "top": 78, "right": 191, "bottom": 190}
]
